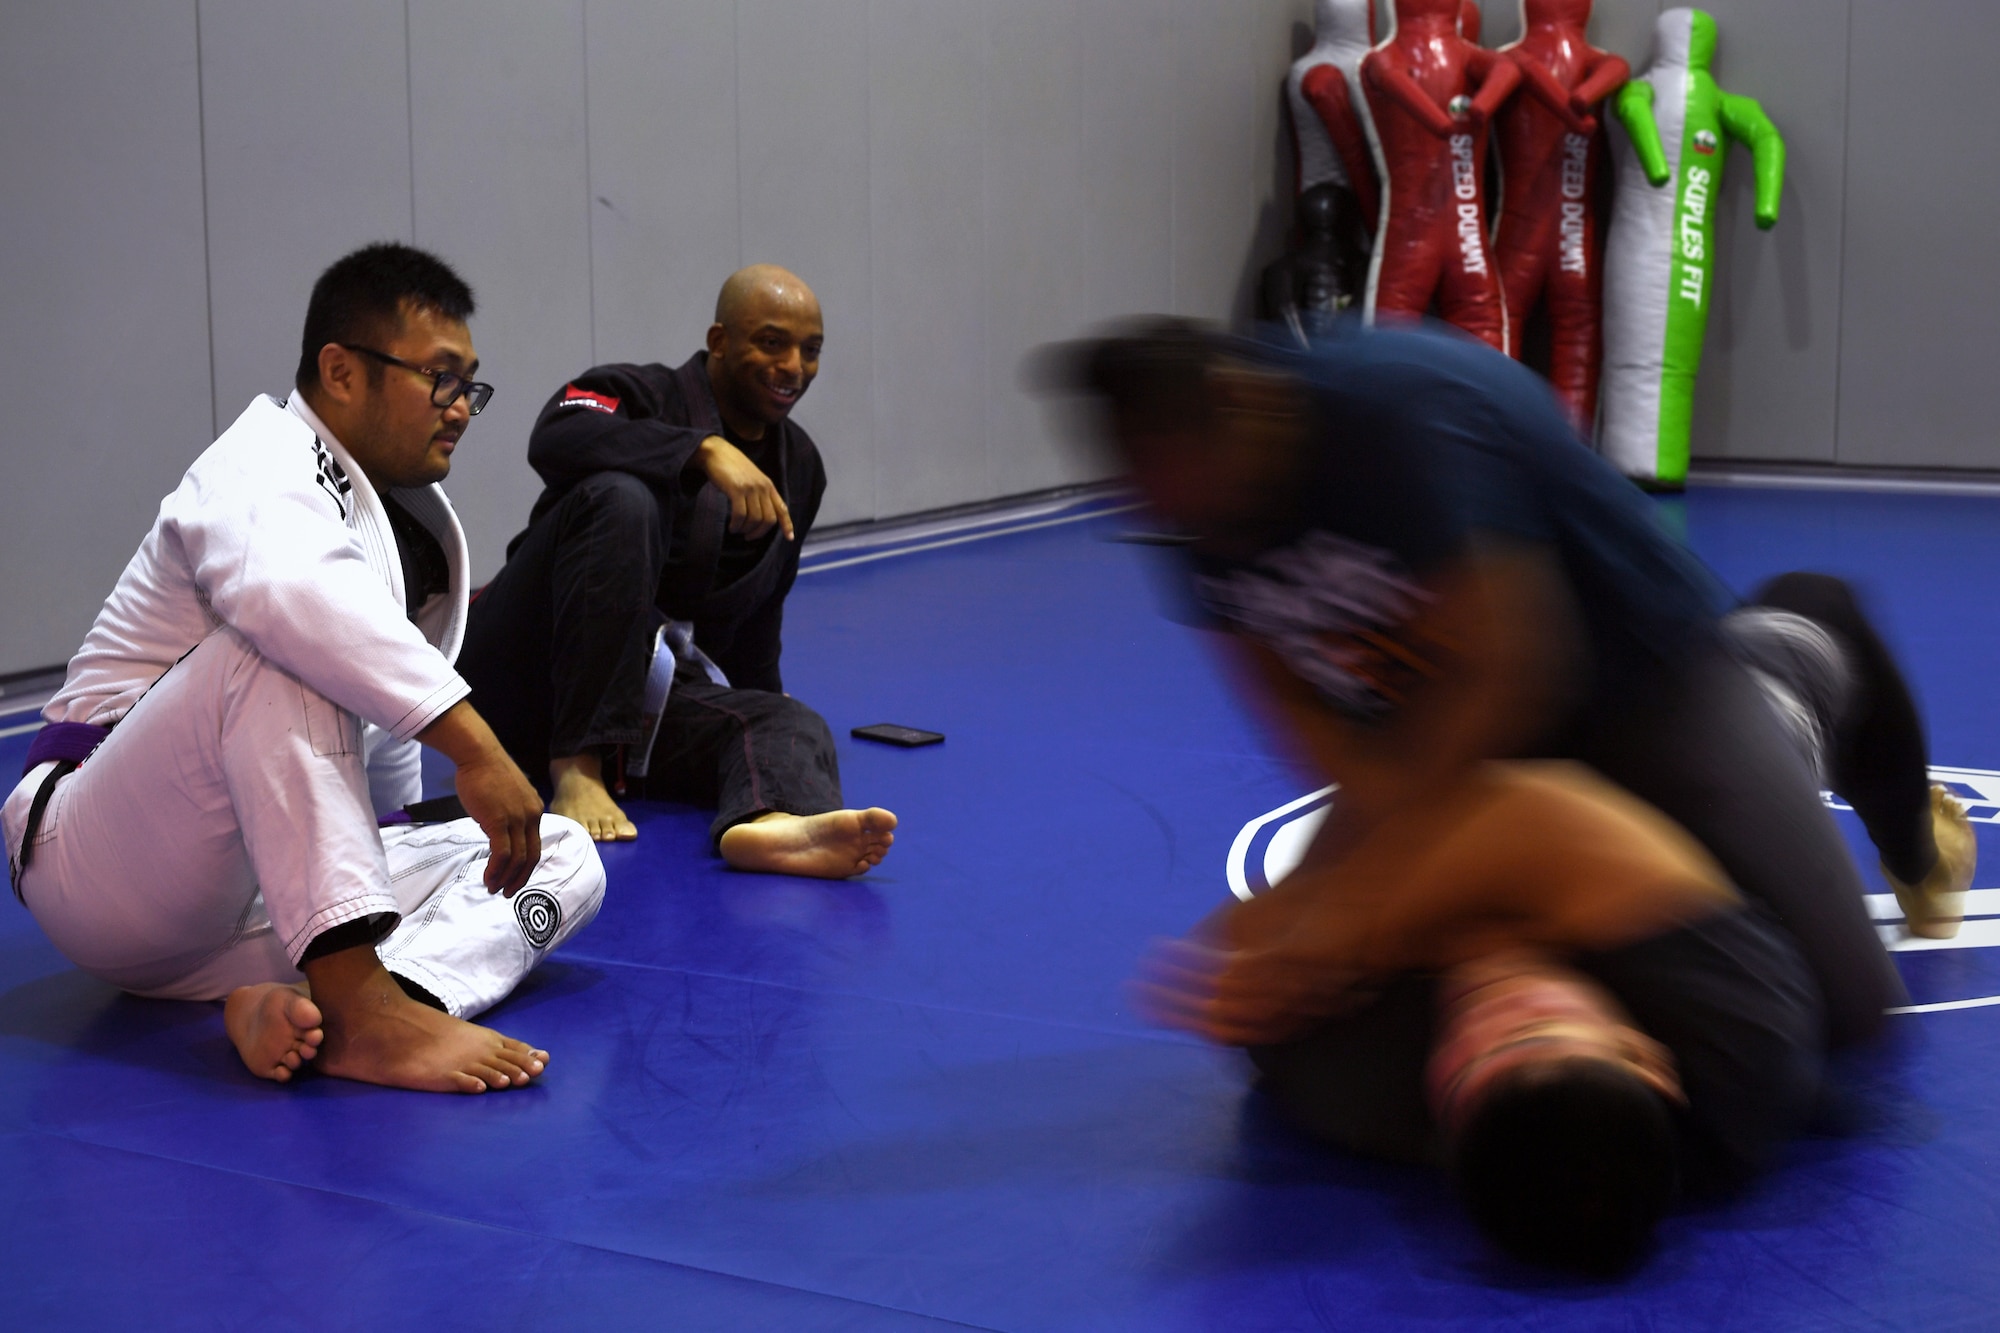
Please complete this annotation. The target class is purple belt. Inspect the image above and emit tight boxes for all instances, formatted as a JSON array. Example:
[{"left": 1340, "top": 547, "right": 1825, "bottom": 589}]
[
  {"left": 12, "top": 721, "right": 112, "bottom": 902},
  {"left": 22, "top": 721, "right": 110, "bottom": 776}
]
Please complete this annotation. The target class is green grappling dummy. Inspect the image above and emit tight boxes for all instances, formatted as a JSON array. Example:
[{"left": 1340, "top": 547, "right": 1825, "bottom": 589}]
[{"left": 1600, "top": 8, "right": 1785, "bottom": 489}]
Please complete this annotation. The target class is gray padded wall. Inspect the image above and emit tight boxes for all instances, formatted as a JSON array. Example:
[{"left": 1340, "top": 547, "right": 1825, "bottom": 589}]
[
  {"left": 1837, "top": 0, "right": 2000, "bottom": 468},
  {"left": 737, "top": 0, "right": 876, "bottom": 523},
  {"left": 0, "top": 4, "right": 214, "bottom": 680},
  {"left": 1681, "top": 0, "right": 1848, "bottom": 465},
  {"left": 868, "top": 0, "right": 989, "bottom": 518},
  {"left": 199, "top": 0, "right": 415, "bottom": 432},
  {"left": 409, "top": 0, "right": 596, "bottom": 570}
]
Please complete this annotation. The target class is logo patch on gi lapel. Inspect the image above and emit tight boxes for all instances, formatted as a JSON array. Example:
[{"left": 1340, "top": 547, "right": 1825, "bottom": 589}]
[
  {"left": 514, "top": 888, "right": 562, "bottom": 950},
  {"left": 311, "top": 438, "right": 351, "bottom": 518}
]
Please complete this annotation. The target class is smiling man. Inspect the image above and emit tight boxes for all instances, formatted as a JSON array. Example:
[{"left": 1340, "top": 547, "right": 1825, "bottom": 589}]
[
  {"left": 3, "top": 243, "right": 605, "bottom": 1094},
  {"left": 460, "top": 265, "right": 895, "bottom": 877}
]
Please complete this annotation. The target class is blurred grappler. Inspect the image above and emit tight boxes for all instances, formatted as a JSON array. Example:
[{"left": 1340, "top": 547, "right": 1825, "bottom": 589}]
[{"left": 1042, "top": 318, "right": 1973, "bottom": 1272}]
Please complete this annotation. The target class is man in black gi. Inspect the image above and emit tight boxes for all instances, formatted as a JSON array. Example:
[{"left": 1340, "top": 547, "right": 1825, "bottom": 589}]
[{"left": 460, "top": 265, "right": 895, "bottom": 878}]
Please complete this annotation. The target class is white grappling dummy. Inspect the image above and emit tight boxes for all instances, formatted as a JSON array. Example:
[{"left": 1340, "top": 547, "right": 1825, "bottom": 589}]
[{"left": 3, "top": 245, "right": 604, "bottom": 1093}]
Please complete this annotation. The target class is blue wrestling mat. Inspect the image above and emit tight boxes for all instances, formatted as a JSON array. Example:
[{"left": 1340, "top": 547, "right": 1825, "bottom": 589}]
[{"left": 2, "top": 483, "right": 1997, "bottom": 1330}]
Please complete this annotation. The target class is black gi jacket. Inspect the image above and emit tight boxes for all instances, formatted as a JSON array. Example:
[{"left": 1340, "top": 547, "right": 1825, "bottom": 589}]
[{"left": 519, "top": 352, "right": 828, "bottom": 693}]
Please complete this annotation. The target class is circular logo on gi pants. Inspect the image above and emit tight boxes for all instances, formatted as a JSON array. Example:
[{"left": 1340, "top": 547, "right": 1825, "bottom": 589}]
[
  {"left": 514, "top": 889, "right": 562, "bottom": 950},
  {"left": 1692, "top": 129, "right": 1719, "bottom": 155},
  {"left": 1228, "top": 768, "right": 2000, "bottom": 1015}
]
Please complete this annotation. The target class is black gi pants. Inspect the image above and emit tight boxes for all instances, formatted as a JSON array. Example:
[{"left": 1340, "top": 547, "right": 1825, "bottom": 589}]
[
  {"left": 1248, "top": 574, "right": 1923, "bottom": 1166},
  {"left": 460, "top": 471, "right": 844, "bottom": 846}
]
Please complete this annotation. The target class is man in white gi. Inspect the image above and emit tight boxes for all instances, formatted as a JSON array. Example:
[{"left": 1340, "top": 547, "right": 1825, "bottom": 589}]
[{"left": 2, "top": 243, "right": 605, "bottom": 1094}]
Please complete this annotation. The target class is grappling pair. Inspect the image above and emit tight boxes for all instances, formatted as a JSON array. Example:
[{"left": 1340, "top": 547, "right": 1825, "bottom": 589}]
[
  {"left": 3, "top": 244, "right": 892, "bottom": 1095},
  {"left": 1050, "top": 318, "right": 1974, "bottom": 1273}
]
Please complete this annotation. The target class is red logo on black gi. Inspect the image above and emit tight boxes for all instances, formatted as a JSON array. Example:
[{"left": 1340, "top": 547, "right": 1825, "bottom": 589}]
[
  {"left": 514, "top": 889, "right": 562, "bottom": 950},
  {"left": 561, "top": 384, "right": 620, "bottom": 413}
]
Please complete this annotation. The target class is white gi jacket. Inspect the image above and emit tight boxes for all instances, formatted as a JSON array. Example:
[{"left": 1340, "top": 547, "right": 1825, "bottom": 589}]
[{"left": 37, "top": 394, "right": 471, "bottom": 814}]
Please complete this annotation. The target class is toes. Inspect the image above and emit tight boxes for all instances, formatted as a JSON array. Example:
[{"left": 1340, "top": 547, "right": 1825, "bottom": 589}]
[
  {"left": 478, "top": 1060, "right": 530, "bottom": 1088},
  {"left": 483, "top": 1041, "right": 546, "bottom": 1085},
  {"left": 583, "top": 811, "right": 638, "bottom": 841},
  {"left": 497, "top": 1053, "right": 540, "bottom": 1080},
  {"left": 284, "top": 993, "right": 323, "bottom": 1031}
]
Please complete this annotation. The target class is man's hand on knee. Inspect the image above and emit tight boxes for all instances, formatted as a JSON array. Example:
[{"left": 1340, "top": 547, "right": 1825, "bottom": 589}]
[
  {"left": 418, "top": 701, "right": 545, "bottom": 895},
  {"left": 697, "top": 436, "right": 794, "bottom": 541},
  {"left": 456, "top": 751, "right": 544, "bottom": 895}
]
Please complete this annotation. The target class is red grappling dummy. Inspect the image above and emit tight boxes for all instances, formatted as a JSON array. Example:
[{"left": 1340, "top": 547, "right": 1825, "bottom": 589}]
[
  {"left": 1361, "top": 0, "right": 1520, "bottom": 349},
  {"left": 1493, "top": 0, "right": 1630, "bottom": 434},
  {"left": 1295, "top": 0, "right": 1381, "bottom": 233}
]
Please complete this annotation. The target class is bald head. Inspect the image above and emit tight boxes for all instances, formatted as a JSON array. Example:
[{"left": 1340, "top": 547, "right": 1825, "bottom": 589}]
[
  {"left": 714, "top": 264, "right": 820, "bottom": 329},
  {"left": 704, "top": 264, "right": 824, "bottom": 439}
]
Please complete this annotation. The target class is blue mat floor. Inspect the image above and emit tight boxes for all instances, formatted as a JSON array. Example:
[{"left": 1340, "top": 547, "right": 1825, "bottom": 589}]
[{"left": 2, "top": 484, "right": 1997, "bottom": 1330}]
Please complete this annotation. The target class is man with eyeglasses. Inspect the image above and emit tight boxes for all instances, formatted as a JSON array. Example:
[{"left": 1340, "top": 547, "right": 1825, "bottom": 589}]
[
  {"left": 3, "top": 243, "right": 604, "bottom": 1094},
  {"left": 459, "top": 265, "right": 896, "bottom": 878}
]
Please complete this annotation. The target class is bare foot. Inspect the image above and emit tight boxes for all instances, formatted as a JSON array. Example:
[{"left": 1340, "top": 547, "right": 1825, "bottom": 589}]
[
  {"left": 304, "top": 946, "right": 549, "bottom": 1095},
  {"left": 317, "top": 1000, "right": 548, "bottom": 1094},
  {"left": 718, "top": 808, "right": 898, "bottom": 878},
  {"left": 224, "top": 982, "right": 323, "bottom": 1084},
  {"left": 550, "top": 753, "right": 637, "bottom": 842}
]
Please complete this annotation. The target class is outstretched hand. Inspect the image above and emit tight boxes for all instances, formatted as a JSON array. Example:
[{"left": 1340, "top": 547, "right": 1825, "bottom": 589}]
[
  {"left": 1130, "top": 936, "right": 1363, "bottom": 1047},
  {"left": 698, "top": 435, "right": 794, "bottom": 541}
]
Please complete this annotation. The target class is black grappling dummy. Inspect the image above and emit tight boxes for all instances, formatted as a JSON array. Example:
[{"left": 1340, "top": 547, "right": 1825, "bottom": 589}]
[
  {"left": 1258, "top": 182, "right": 1372, "bottom": 349},
  {"left": 460, "top": 265, "right": 895, "bottom": 877}
]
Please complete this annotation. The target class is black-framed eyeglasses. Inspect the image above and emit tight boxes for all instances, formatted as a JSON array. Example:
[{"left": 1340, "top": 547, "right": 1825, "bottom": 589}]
[{"left": 340, "top": 344, "right": 494, "bottom": 415}]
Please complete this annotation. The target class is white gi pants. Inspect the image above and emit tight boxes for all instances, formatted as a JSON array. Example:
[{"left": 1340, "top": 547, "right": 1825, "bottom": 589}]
[{"left": 1, "top": 628, "right": 604, "bottom": 1018}]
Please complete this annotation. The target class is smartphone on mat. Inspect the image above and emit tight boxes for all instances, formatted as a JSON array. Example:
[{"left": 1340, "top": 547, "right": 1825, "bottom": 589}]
[{"left": 851, "top": 724, "right": 945, "bottom": 747}]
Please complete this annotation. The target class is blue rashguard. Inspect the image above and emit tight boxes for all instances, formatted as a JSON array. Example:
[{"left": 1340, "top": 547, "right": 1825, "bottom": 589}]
[{"left": 1188, "top": 320, "right": 1734, "bottom": 727}]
